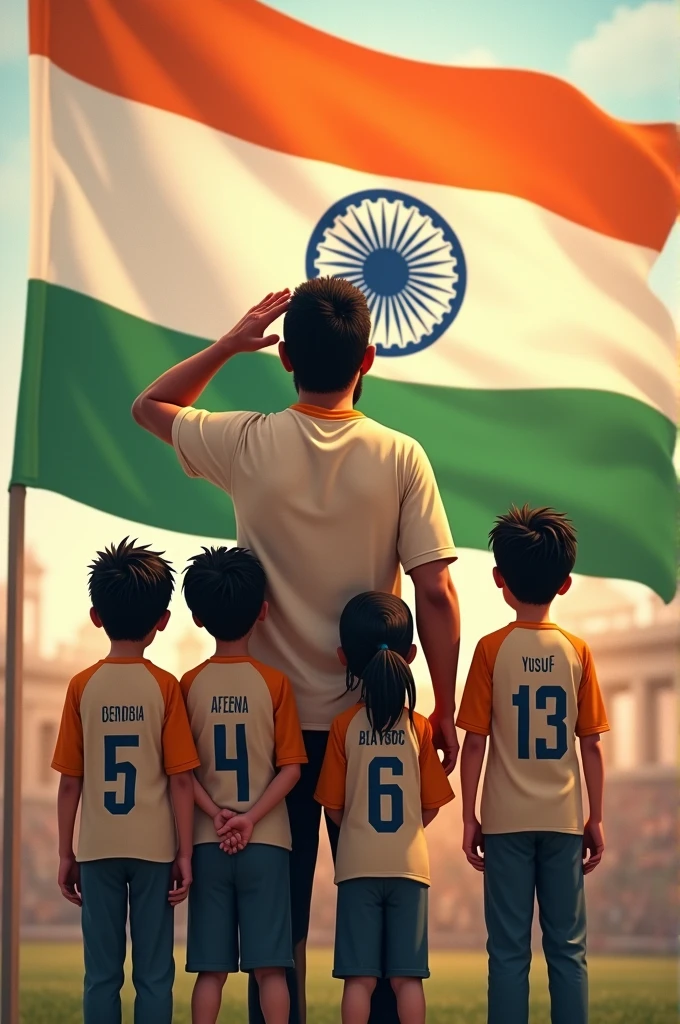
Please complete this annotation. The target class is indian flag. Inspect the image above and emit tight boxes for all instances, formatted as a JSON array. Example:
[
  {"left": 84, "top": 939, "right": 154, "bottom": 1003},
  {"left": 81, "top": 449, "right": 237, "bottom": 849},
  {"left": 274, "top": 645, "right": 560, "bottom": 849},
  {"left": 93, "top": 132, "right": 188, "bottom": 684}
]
[{"left": 15, "top": 0, "right": 678, "bottom": 598}]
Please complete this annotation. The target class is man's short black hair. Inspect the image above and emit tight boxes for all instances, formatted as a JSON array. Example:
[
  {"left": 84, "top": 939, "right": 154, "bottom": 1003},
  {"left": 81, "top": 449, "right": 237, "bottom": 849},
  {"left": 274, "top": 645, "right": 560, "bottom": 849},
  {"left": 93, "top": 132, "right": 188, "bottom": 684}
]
[
  {"left": 283, "top": 277, "right": 371, "bottom": 393},
  {"left": 183, "top": 547, "right": 267, "bottom": 642},
  {"left": 489, "top": 504, "right": 577, "bottom": 605},
  {"left": 88, "top": 538, "right": 174, "bottom": 641}
]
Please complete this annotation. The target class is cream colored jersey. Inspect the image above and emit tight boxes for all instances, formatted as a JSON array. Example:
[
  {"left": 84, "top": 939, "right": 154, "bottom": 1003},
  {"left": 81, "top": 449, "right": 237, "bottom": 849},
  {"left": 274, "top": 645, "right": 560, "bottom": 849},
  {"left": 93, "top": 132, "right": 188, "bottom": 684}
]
[
  {"left": 456, "top": 622, "right": 609, "bottom": 835},
  {"left": 181, "top": 657, "right": 307, "bottom": 849},
  {"left": 173, "top": 403, "right": 456, "bottom": 730},
  {"left": 52, "top": 659, "right": 200, "bottom": 862},
  {"left": 315, "top": 704, "right": 454, "bottom": 884}
]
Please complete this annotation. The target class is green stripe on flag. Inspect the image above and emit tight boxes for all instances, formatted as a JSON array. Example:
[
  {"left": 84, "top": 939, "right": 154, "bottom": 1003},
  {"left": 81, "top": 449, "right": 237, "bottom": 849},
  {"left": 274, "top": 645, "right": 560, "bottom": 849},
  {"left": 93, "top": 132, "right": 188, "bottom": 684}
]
[{"left": 12, "top": 281, "right": 678, "bottom": 600}]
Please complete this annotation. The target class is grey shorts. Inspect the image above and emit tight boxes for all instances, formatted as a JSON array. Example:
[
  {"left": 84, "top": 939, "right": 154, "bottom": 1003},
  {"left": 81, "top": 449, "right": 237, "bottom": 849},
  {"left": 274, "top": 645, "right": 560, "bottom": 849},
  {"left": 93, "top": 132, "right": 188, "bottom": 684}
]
[
  {"left": 186, "top": 843, "right": 293, "bottom": 973},
  {"left": 333, "top": 877, "right": 429, "bottom": 979}
]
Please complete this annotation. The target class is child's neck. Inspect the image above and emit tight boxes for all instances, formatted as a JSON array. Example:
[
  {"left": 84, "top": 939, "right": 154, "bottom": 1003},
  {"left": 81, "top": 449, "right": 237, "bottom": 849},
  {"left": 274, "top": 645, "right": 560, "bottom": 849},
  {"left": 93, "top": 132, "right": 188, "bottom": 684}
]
[
  {"left": 106, "top": 640, "right": 149, "bottom": 659},
  {"left": 213, "top": 637, "right": 252, "bottom": 658},
  {"left": 513, "top": 602, "right": 553, "bottom": 624}
]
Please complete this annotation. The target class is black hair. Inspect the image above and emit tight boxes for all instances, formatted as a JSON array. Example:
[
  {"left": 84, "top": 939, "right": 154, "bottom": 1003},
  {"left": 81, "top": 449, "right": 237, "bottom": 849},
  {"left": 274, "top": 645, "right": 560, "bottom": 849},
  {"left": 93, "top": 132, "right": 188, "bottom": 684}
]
[
  {"left": 339, "top": 592, "right": 416, "bottom": 738},
  {"left": 88, "top": 538, "right": 174, "bottom": 641},
  {"left": 283, "top": 277, "right": 371, "bottom": 394},
  {"left": 489, "top": 504, "right": 577, "bottom": 605},
  {"left": 183, "top": 546, "right": 266, "bottom": 642}
]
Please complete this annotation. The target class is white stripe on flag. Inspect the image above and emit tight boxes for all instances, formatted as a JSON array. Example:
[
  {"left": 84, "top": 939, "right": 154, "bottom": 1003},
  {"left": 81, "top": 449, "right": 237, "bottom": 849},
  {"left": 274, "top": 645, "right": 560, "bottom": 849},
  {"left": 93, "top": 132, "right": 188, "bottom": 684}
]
[{"left": 31, "top": 59, "right": 677, "bottom": 420}]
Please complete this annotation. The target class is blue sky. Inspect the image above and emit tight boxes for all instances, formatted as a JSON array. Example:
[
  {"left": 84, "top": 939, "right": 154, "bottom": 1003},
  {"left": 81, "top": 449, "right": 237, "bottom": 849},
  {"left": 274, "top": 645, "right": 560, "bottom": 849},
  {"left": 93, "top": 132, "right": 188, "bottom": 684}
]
[{"left": 0, "top": 0, "right": 677, "bottom": 667}]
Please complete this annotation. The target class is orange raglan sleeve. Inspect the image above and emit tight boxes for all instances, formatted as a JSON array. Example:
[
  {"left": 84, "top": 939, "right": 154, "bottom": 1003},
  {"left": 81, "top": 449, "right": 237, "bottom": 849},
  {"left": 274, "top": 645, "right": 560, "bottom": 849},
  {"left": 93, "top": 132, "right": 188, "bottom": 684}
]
[
  {"left": 456, "top": 638, "right": 494, "bottom": 736},
  {"left": 149, "top": 665, "right": 201, "bottom": 775},
  {"left": 51, "top": 668, "right": 93, "bottom": 776},
  {"left": 416, "top": 717, "right": 455, "bottom": 809},
  {"left": 575, "top": 642, "right": 610, "bottom": 737},
  {"left": 179, "top": 662, "right": 208, "bottom": 705},
  {"left": 271, "top": 673, "right": 308, "bottom": 767},
  {"left": 314, "top": 714, "right": 348, "bottom": 811}
]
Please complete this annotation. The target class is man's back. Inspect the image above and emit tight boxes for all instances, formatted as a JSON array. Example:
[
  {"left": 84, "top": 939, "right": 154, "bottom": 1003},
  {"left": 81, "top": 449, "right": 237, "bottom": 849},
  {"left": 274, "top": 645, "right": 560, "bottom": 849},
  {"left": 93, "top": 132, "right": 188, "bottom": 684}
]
[{"left": 174, "top": 402, "right": 455, "bottom": 729}]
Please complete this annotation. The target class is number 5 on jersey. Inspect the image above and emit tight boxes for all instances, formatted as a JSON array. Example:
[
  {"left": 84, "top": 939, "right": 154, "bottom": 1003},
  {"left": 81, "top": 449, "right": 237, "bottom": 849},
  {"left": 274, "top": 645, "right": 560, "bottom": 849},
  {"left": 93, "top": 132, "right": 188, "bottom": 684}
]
[
  {"left": 104, "top": 735, "right": 139, "bottom": 815},
  {"left": 214, "top": 723, "right": 250, "bottom": 802}
]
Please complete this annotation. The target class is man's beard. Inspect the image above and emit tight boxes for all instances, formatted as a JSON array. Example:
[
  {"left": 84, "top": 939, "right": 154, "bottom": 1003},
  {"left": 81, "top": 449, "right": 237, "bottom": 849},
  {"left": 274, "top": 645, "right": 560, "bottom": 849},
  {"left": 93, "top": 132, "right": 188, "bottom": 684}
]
[{"left": 293, "top": 374, "right": 363, "bottom": 406}]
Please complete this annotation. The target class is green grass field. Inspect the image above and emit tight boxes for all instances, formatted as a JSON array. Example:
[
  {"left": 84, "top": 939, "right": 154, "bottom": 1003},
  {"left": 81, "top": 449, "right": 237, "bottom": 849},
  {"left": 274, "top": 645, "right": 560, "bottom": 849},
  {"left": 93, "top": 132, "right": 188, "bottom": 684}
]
[{"left": 18, "top": 944, "right": 678, "bottom": 1023}]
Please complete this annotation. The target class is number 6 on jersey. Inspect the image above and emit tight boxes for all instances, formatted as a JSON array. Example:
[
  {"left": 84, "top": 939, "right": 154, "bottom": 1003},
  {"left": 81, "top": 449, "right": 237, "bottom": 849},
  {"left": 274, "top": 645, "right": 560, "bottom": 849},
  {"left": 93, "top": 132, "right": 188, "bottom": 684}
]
[{"left": 368, "top": 756, "right": 404, "bottom": 833}]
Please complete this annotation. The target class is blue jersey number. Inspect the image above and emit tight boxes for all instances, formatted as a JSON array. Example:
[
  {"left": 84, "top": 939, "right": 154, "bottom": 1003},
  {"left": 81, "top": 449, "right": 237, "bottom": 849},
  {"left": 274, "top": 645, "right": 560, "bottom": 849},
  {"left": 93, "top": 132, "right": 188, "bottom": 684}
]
[
  {"left": 512, "top": 685, "right": 568, "bottom": 760},
  {"left": 104, "top": 734, "right": 139, "bottom": 815},
  {"left": 368, "top": 756, "right": 404, "bottom": 833},
  {"left": 214, "top": 723, "right": 249, "bottom": 802}
]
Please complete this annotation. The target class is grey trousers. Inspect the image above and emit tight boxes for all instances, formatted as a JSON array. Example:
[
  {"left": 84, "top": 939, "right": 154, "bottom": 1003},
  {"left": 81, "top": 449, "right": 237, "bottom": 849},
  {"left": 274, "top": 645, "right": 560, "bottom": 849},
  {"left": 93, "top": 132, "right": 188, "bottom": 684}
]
[
  {"left": 80, "top": 858, "right": 174, "bottom": 1024},
  {"left": 484, "top": 831, "right": 588, "bottom": 1024}
]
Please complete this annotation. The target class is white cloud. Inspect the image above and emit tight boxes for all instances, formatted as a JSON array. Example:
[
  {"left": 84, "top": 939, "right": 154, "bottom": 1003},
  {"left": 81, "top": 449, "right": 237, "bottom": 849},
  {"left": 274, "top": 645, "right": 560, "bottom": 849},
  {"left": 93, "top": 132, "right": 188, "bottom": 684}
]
[
  {"left": 568, "top": 2, "right": 678, "bottom": 100},
  {"left": 0, "top": 3, "right": 27, "bottom": 63},
  {"left": 450, "top": 47, "right": 498, "bottom": 68}
]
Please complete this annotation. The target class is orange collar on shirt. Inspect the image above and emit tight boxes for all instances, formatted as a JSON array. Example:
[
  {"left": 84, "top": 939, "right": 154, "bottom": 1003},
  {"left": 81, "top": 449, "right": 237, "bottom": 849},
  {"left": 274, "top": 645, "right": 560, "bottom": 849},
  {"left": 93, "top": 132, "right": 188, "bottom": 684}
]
[{"left": 290, "top": 403, "right": 364, "bottom": 421}]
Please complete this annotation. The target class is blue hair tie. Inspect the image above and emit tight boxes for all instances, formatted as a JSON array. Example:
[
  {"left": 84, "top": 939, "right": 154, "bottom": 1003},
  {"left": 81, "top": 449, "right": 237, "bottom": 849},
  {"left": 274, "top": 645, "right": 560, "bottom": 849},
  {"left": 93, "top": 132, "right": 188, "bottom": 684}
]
[{"left": 378, "top": 643, "right": 389, "bottom": 651}]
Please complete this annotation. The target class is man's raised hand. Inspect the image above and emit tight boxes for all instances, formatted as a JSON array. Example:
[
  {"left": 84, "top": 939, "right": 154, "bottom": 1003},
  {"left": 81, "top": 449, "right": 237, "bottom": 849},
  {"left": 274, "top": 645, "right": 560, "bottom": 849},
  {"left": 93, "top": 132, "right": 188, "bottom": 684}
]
[{"left": 217, "top": 290, "right": 291, "bottom": 354}]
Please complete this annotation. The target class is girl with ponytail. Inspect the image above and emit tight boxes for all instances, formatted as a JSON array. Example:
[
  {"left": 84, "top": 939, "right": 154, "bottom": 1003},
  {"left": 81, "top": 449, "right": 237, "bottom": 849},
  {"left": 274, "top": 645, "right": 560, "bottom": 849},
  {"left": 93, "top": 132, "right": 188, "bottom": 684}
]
[{"left": 315, "top": 592, "right": 454, "bottom": 1024}]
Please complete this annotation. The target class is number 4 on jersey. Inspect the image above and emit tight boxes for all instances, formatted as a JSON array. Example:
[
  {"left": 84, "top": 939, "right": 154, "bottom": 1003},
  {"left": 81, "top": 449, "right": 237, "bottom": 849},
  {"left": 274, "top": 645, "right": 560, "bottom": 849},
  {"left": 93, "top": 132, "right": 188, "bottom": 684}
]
[
  {"left": 512, "top": 685, "right": 568, "bottom": 760},
  {"left": 214, "top": 723, "right": 250, "bottom": 802}
]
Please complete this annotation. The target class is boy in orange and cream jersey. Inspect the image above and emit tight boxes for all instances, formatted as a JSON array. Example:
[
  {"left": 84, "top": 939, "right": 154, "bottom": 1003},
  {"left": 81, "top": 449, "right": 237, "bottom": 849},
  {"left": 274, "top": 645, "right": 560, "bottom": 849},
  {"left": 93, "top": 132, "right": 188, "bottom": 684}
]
[
  {"left": 315, "top": 593, "right": 453, "bottom": 1024},
  {"left": 52, "top": 540, "right": 200, "bottom": 1024},
  {"left": 180, "top": 546, "right": 307, "bottom": 1024},
  {"left": 457, "top": 506, "right": 609, "bottom": 1024}
]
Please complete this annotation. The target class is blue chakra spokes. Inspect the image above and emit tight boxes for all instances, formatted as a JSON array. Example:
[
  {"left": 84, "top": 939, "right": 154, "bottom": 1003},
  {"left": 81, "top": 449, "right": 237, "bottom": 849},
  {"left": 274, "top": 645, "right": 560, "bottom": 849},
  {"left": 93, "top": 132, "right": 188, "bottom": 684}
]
[{"left": 305, "top": 189, "right": 466, "bottom": 357}]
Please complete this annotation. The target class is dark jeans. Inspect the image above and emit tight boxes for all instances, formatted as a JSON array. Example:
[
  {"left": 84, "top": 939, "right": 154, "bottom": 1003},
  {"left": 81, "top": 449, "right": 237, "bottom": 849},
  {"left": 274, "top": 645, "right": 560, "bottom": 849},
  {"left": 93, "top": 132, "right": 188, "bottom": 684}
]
[
  {"left": 80, "top": 858, "right": 174, "bottom": 1024},
  {"left": 484, "top": 832, "right": 588, "bottom": 1024},
  {"left": 248, "top": 730, "right": 399, "bottom": 1023}
]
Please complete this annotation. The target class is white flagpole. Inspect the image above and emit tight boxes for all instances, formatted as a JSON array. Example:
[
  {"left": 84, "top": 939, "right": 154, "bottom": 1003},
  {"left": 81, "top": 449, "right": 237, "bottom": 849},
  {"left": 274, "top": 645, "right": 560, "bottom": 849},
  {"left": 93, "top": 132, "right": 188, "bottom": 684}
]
[{"left": 1, "top": 484, "right": 25, "bottom": 1024}]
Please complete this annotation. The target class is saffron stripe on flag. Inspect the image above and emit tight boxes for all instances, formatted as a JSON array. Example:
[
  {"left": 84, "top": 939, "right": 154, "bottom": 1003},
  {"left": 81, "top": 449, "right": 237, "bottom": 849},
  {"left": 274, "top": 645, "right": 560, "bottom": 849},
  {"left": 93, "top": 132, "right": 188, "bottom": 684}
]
[{"left": 29, "top": 0, "right": 679, "bottom": 249}]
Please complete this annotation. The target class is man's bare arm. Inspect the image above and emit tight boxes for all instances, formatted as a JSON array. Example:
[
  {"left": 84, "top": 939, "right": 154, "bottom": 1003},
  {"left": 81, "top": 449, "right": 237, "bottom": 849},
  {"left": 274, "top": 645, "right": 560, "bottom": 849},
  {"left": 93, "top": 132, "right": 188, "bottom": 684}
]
[
  {"left": 131, "top": 289, "right": 290, "bottom": 444},
  {"left": 410, "top": 559, "right": 461, "bottom": 773}
]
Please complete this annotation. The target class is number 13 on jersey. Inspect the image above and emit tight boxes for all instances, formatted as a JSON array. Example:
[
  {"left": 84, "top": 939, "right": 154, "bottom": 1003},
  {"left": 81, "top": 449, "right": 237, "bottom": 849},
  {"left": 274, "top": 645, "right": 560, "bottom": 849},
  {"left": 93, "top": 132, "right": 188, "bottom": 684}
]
[{"left": 512, "top": 685, "right": 568, "bottom": 760}]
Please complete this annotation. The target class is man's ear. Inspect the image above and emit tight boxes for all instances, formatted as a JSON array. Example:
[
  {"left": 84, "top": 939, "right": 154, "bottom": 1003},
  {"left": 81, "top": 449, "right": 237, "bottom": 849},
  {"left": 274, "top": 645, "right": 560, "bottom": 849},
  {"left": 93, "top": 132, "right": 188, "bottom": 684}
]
[
  {"left": 406, "top": 643, "right": 417, "bottom": 665},
  {"left": 258, "top": 600, "right": 269, "bottom": 623},
  {"left": 492, "top": 566, "right": 504, "bottom": 590},
  {"left": 360, "top": 346, "right": 376, "bottom": 375},
  {"left": 89, "top": 607, "right": 103, "bottom": 629},
  {"left": 557, "top": 575, "right": 572, "bottom": 596},
  {"left": 337, "top": 646, "right": 348, "bottom": 667},
  {"left": 156, "top": 609, "right": 171, "bottom": 633},
  {"left": 192, "top": 613, "right": 204, "bottom": 629},
  {"left": 278, "top": 341, "right": 294, "bottom": 373}
]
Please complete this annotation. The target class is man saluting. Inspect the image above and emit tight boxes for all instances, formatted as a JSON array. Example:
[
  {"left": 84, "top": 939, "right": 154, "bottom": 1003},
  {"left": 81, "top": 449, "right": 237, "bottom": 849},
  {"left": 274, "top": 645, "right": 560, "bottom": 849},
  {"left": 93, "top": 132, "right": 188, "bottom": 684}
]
[{"left": 133, "top": 278, "right": 461, "bottom": 1024}]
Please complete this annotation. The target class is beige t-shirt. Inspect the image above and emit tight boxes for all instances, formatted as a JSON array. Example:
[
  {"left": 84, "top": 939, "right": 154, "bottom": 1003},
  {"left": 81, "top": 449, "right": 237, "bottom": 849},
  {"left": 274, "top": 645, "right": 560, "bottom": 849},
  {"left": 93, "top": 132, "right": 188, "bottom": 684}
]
[
  {"left": 52, "top": 659, "right": 200, "bottom": 862},
  {"left": 315, "top": 704, "right": 454, "bottom": 885},
  {"left": 456, "top": 623, "right": 610, "bottom": 835},
  {"left": 180, "top": 657, "right": 307, "bottom": 849},
  {"left": 173, "top": 403, "right": 456, "bottom": 730}
]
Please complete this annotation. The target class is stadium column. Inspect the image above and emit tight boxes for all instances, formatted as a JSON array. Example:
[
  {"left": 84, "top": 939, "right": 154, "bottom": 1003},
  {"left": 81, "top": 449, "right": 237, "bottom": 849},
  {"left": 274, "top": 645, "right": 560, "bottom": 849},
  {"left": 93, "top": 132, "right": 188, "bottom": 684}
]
[{"left": 1, "top": 484, "right": 26, "bottom": 1024}]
